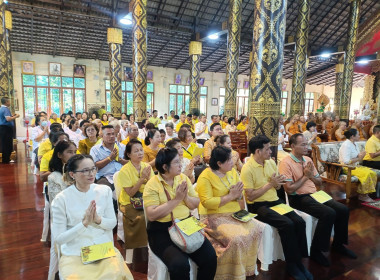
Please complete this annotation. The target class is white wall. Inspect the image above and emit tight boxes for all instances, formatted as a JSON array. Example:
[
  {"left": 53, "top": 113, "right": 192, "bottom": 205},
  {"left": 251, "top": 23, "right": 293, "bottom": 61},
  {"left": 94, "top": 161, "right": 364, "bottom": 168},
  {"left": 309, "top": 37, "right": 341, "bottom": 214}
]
[{"left": 12, "top": 51, "right": 364, "bottom": 138}]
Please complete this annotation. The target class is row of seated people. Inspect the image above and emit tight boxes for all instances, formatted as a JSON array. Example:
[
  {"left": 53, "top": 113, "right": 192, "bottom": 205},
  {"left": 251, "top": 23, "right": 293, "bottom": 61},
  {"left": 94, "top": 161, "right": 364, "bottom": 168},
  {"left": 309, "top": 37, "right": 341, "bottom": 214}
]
[{"left": 42, "top": 120, "right": 360, "bottom": 279}]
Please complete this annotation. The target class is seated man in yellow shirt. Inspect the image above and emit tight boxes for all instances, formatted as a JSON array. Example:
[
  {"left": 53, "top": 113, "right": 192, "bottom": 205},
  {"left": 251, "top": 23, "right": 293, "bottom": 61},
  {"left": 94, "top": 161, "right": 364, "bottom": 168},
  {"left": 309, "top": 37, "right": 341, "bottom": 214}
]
[
  {"left": 121, "top": 124, "right": 145, "bottom": 147},
  {"left": 241, "top": 135, "right": 312, "bottom": 280},
  {"left": 148, "top": 110, "right": 161, "bottom": 128},
  {"left": 175, "top": 114, "right": 187, "bottom": 133},
  {"left": 363, "top": 124, "right": 380, "bottom": 169},
  {"left": 203, "top": 123, "right": 224, "bottom": 163}
]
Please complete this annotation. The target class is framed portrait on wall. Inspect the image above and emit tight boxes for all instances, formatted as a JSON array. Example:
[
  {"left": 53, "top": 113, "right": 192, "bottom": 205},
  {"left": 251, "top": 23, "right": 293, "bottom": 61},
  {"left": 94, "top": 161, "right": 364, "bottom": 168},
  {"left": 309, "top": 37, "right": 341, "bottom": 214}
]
[
  {"left": 21, "top": 61, "right": 35, "bottom": 74},
  {"left": 124, "top": 67, "right": 133, "bottom": 80},
  {"left": 49, "top": 63, "right": 61, "bottom": 76},
  {"left": 211, "top": 98, "right": 218, "bottom": 106},
  {"left": 175, "top": 74, "right": 181, "bottom": 84},
  {"left": 147, "top": 71, "right": 153, "bottom": 80},
  {"left": 200, "top": 78, "right": 205, "bottom": 86},
  {"left": 73, "top": 64, "right": 86, "bottom": 77}
]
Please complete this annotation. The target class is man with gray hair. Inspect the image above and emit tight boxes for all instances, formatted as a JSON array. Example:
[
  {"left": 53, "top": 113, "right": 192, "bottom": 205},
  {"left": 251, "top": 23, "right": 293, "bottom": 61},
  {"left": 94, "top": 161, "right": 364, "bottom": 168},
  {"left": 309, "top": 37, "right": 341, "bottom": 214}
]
[
  {"left": 0, "top": 97, "right": 19, "bottom": 163},
  {"left": 165, "top": 122, "right": 177, "bottom": 141},
  {"left": 121, "top": 124, "right": 145, "bottom": 146}
]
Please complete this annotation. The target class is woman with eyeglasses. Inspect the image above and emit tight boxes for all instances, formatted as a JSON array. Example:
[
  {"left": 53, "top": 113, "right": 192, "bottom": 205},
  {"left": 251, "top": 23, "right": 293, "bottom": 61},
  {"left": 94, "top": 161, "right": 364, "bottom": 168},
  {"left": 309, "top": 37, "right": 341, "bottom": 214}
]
[
  {"left": 197, "top": 146, "right": 263, "bottom": 280},
  {"left": 78, "top": 123, "right": 100, "bottom": 155},
  {"left": 51, "top": 154, "right": 133, "bottom": 279},
  {"left": 143, "top": 148, "right": 217, "bottom": 279},
  {"left": 115, "top": 139, "right": 154, "bottom": 252}
]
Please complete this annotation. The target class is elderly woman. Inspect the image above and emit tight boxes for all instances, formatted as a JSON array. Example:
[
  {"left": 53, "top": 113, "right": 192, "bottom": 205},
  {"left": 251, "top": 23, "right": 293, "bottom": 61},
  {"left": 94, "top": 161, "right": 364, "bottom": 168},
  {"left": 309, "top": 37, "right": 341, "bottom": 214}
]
[
  {"left": 339, "top": 129, "right": 376, "bottom": 202},
  {"left": 197, "top": 146, "right": 263, "bottom": 280},
  {"left": 178, "top": 127, "right": 201, "bottom": 164},
  {"left": 51, "top": 155, "right": 133, "bottom": 279},
  {"left": 78, "top": 123, "right": 100, "bottom": 155},
  {"left": 166, "top": 138, "right": 196, "bottom": 183},
  {"left": 115, "top": 139, "right": 154, "bottom": 251},
  {"left": 143, "top": 148, "right": 217, "bottom": 279},
  {"left": 224, "top": 117, "right": 237, "bottom": 134},
  {"left": 214, "top": 135, "right": 243, "bottom": 172},
  {"left": 165, "top": 122, "right": 178, "bottom": 140},
  {"left": 335, "top": 121, "right": 347, "bottom": 141}
]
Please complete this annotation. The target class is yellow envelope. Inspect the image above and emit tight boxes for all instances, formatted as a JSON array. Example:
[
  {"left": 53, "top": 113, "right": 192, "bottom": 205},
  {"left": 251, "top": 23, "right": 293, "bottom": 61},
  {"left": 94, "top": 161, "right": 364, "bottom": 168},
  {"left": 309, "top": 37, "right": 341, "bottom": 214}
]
[
  {"left": 310, "top": 190, "right": 332, "bottom": 204},
  {"left": 270, "top": 203, "right": 294, "bottom": 215},
  {"left": 192, "top": 147, "right": 204, "bottom": 158},
  {"left": 81, "top": 241, "right": 116, "bottom": 264},
  {"left": 176, "top": 217, "right": 206, "bottom": 236}
]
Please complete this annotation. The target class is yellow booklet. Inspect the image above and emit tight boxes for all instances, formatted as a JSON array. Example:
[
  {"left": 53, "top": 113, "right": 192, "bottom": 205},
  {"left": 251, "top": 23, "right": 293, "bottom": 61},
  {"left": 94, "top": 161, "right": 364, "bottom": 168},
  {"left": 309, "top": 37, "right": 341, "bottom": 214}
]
[
  {"left": 176, "top": 217, "right": 206, "bottom": 236},
  {"left": 270, "top": 203, "right": 294, "bottom": 215},
  {"left": 193, "top": 147, "right": 204, "bottom": 158},
  {"left": 81, "top": 241, "right": 116, "bottom": 264},
  {"left": 311, "top": 190, "right": 332, "bottom": 204}
]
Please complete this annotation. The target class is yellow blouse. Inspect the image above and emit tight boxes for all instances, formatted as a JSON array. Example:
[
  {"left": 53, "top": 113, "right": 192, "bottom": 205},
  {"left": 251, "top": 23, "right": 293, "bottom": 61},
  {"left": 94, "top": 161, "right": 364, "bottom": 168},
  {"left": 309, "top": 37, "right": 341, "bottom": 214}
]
[
  {"left": 78, "top": 137, "right": 100, "bottom": 155},
  {"left": 220, "top": 121, "right": 228, "bottom": 129},
  {"left": 50, "top": 118, "right": 62, "bottom": 124},
  {"left": 40, "top": 149, "right": 54, "bottom": 172},
  {"left": 101, "top": 121, "right": 109, "bottom": 126},
  {"left": 231, "top": 150, "right": 242, "bottom": 171},
  {"left": 175, "top": 121, "right": 186, "bottom": 132},
  {"left": 143, "top": 145, "right": 162, "bottom": 171},
  {"left": 121, "top": 136, "right": 146, "bottom": 148},
  {"left": 197, "top": 168, "right": 241, "bottom": 215},
  {"left": 116, "top": 161, "right": 154, "bottom": 206},
  {"left": 37, "top": 139, "right": 53, "bottom": 157},
  {"left": 204, "top": 137, "right": 216, "bottom": 161},
  {"left": 236, "top": 122, "right": 247, "bottom": 131},
  {"left": 181, "top": 142, "right": 198, "bottom": 160},
  {"left": 143, "top": 173, "right": 197, "bottom": 222}
]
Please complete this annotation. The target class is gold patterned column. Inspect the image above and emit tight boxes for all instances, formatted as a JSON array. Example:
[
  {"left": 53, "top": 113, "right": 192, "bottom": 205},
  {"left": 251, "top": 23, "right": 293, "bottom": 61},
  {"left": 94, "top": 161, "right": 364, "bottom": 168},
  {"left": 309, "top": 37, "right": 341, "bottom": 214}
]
[
  {"left": 339, "top": 0, "right": 361, "bottom": 121},
  {"left": 289, "top": 0, "right": 310, "bottom": 117},
  {"left": 333, "top": 54, "right": 344, "bottom": 117},
  {"left": 0, "top": 0, "right": 8, "bottom": 99},
  {"left": 189, "top": 41, "right": 202, "bottom": 113},
  {"left": 5, "top": 10, "right": 13, "bottom": 111},
  {"left": 132, "top": 0, "right": 147, "bottom": 123},
  {"left": 248, "top": 0, "right": 287, "bottom": 147},
  {"left": 224, "top": 0, "right": 242, "bottom": 118},
  {"left": 107, "top": 27, "right": 123, "bottom": 118}
]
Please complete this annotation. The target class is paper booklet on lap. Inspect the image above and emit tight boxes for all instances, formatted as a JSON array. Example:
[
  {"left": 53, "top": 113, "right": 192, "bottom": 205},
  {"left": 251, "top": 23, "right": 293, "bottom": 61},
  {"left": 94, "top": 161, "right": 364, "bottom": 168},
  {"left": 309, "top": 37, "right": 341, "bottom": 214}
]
[
  {"left": 270, "top": 203, "right": 294, "bottom": 215},
  {"left": 81, "top": 241, "right": 116, "bottom": 264},
  {"left": 232, "top": 210, "right": 257, "bottom": 222},
  {"left": 311, "top": 190, "right": 332, "bottom": 204},
  {"left": 192, "top": 147, "right": 204, "bottom": 158},
  {"left": 175, "top": 217, "right": 206, "bottom": 236}
]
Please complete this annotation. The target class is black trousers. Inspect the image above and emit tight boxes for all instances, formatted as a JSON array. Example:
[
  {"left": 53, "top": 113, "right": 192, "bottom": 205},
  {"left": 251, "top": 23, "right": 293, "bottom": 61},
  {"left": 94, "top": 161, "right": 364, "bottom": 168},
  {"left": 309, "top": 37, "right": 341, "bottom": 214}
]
[
  {"left": 147, "top": 221, "right": 217, "bottom": 280},
  {"left": 0, "top": 125, "right": 14, "bottom": 163},
  {"left": 247, "top": 199, "right": 308, "bottom": 263},
  {"left": 362, "top": 160, "right": 380, "bottom": 169},
  {"left": 288, "top": 194, "right": 349, "bottom": 252}
]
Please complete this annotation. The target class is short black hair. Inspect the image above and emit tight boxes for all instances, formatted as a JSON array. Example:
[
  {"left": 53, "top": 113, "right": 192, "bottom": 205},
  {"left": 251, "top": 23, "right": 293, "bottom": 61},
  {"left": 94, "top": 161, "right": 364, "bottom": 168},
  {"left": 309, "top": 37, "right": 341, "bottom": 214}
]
[
  {"left": 101, "top": 125, "right": 114, "bottom": 130},
  {"left": 155, "top": 148, "right": 178, "bottom": 174},
  {"left": 50, "top": 123, "right": 62, "bottom": 131},
  {"left": 306, "top": 121, "right": 317, "bottom": 131},
  {"left": 159, "top": 129, "right": 166, "bottom": 135},
  {"left": 209, "top": 146, "right": 231, "bottom": 170},
  {"left": 214, "top": 135, "right": 230, "bottom": 146},
  {"left": 124, "top": 139, "right": 143, "bottom": 160},
  {"left": 79, "top": 120, "right": 90, "bottom": 128},
  {"left": 210, "top": 123, "right": 221, "bottom": 131},
  {"left": 68, "top": 119, "right": 77, "bottom": 129},
  {"left": 289, "top": 133, "right": 304, "bottom": 146},
  {"left": 145, "top": 129, "right": 159, "bottom": 146},
  {"left": 344, "top": 128, "right": 358, "bottom": 139},
  {"left": 228, "top": 117, "right": 235, "bottom": 124},
  {"left": 1, "top": 97, "right": 9, "bottom": 104},
  {"left": 173, "top": 115, "right": 180, "bottom": 120},
  {"left": 373, "top": 125, "right": 380, "bottom": 134},
  {"left": 187, "top": 114, "right": 192, "bottom": 118},
  {"left": 49, "top": 140, "right": 77, "bottom": 173},
  {"left": 153, "top": 110, "right": 158, "bottom": 114},
  {"left": 51, "top": 131, "right": 69, "bottom": 146},
  {"left": 249, "top": 135, "right": 271, "bottom": 154}
]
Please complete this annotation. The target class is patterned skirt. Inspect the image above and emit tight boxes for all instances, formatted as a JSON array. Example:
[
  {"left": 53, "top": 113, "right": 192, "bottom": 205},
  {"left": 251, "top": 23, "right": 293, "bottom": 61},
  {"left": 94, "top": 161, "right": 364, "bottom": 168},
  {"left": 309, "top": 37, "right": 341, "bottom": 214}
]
[
  {"left": 344, "top": 166, "right": 377, "bottom": 194},
  {"left": 200, "top": 213, "right": 264, "bottom": 280}
]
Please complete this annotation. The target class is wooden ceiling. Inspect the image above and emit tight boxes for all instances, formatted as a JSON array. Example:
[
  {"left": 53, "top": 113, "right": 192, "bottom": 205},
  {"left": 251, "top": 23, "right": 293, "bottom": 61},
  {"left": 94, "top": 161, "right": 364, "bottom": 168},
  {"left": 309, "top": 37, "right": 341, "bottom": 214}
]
[{"left": 7, "top": 0, "right": 380, "bottom": 86}]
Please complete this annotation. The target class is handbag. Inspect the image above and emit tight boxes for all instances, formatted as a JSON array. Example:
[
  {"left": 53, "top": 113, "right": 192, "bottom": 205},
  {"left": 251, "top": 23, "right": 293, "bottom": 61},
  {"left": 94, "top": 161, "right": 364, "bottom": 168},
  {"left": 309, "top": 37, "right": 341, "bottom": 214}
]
[
  {"left": 130, "top": 191, "right": 144, "bottom": 210},
  {"left": 163, "top": 187, "right": 205, "bottom": 253}
]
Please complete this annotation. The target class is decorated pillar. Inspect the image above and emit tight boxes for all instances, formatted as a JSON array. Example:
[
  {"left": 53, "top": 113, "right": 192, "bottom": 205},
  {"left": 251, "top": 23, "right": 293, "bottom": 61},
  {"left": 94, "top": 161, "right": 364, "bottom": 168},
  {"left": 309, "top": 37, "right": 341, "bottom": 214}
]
[
  {"left": 248, "top": 0, "right": 287, "bottom": 147},
  {"left": 107, "top": 27, "right": 123, "bottom": 118},
  {"left": 189, "top": 41, "right": 202, "bottom": 113},
  {"left": 5, "top": 10, "right": 14, "bottom": 111},
  {"left": 333, "top": 54, "right": 344, "bottom": 117},
  {"left": 289, "top": 0, "right": 310, "bottom": 117},
  {"left": 339, "top": 0, "right": 361, "bottom": 121},
  {"left": 224, "top": 0, "right": 242, "bottom": 118},
  {"left": 0, "top": 0, "right": 8, "bottom": 99},
  {"left": 132, "top": 0, "right": 147, "bottom": 123}
]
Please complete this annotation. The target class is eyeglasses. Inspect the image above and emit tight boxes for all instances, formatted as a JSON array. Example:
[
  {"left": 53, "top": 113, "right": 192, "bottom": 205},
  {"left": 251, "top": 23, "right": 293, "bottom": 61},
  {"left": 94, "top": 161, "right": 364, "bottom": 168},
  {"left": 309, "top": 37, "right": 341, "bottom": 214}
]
[{"left": 74, "top": 166, "right": 98, "bottom": 175}]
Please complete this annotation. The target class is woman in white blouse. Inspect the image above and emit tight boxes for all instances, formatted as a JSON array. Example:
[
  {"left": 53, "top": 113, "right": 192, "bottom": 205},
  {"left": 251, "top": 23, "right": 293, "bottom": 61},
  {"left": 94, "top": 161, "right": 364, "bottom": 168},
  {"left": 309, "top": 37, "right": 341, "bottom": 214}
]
[
  {"left": 51, "top": 154, "right": 133, "bottom": 279},
  {"left": 338, "top": 128, "right": 376, "bottom": 202}
]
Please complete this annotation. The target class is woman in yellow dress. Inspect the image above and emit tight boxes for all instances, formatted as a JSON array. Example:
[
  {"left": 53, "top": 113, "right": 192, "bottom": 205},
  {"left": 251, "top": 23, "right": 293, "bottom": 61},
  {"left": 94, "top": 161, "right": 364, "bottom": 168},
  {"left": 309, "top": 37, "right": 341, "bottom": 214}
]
[
  {"left": 178, "top": 127, "right": 202, "bottom": 164},
  {"left": 214, "top": 135, "right": 243, "bottom": 172},
  {"left": 78, "top": 123, "right": 100, "bottom": 155},
  {"left": 236, "top": 115, "right": 248, "bottom": 133},
  {"left": 115, "top": 139, "right": 154, "bottom": 251},
  {"left": 197, "top": 146, "right": 263, "bottom": 280},
  {"left": 101, "top": 113, "right": 109, "bottom": 126},
  {"left": 143, "top": 129, "right": 164, "bottom": 171},
  {"left": 339, "top": 129, "right": 377, "bottom": 202}
]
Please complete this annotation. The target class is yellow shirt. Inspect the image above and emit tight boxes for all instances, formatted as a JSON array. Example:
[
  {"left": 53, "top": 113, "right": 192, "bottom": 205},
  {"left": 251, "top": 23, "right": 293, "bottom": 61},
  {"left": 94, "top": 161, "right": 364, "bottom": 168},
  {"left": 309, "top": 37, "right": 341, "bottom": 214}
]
[
  {"left": 40, "top": 149, "right": 54, "bottom": 172},
  {"left": 143, "top": 145, "right": 162, "bottom": 171},
  {"left": 38, "top": 139, "right": 53, "bottom": 157},
  {"left": 50, "top": 118, "right": 62, "bottom": 124},
  {"left": 204, "top": 137, "right": 216, "bottom": 161},
  {"left": 116, "top": 161, "right": 154, "bottom": 206},
  {"left": 149, "top": 117, "right": 161, "bottom": 127},
  {"left": 241, "top": 156, "right": 278, "bottom": 204},
  {"left": 78, "top": 137, "right": 100, "bottom": 155},
  {"left": 192, "top": 119, "right": 199, "bottom": 124},
  {"left": 197, "top": 168, "right": 241, "bottom": 215},
  {"left": 101, "top": 121, "right": 109, "bottom": 126},
  {"left": 182, "top": 142, "right": 198, "bottom": 160},
  {"left": 175, "top": 121, "right": 186, "bottom": 132},
  {"left": 185, "top": 120, "right": 194, "bottom": 132},
  {"left": 364, "top": 135, "right": 380, "bottom": 161},
  {"left": 220, "top": 121, "right": 227, "bottom": 129},
  {"left": 236, "top": 122, "right": 247, "bottom": 131},
  {"left": 121, "top": 136, "right": 146, "bottom": 148},
  {"left": 143, "top": 173, "right": 197, "bottom": 222}
]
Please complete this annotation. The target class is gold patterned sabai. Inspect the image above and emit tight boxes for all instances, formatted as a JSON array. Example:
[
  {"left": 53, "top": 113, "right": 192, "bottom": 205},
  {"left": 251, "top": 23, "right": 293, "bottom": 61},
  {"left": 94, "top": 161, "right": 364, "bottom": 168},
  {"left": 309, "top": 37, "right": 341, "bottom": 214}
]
[
  {"left": 0, "top": 1, "right": 9, "bottom": 98},
  {"left": 339, "top": 0, "right": 361, "bottom": 120},
  {"left": 189, "top": 41, "right": 202, "bottom": 56},
  {"left": 224, "top": 0, "right": 242, "bottom": 118},
  {"left": 189, "top": 53, "right": 201, "bottom": 113},
  {"left": 107, "top": 28, "right": 123, "bottom": 45},
  {"left": 109, "top": 43, "right": 122, "bottom": 117},
  {"left": 248, "top": 0, "right": 287, "bottom": 146},
  {"left": 290, "top": 0, "right": 310, "bottom": 117},
  {"left": 333, "top": 54, "right": 344, "bottom": 117},
  {"left": 5, "top": 10, "right": 11, "bottom": 30},
  {"left": 132, "top": 0, "right": 147, "bottom": 122}
]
